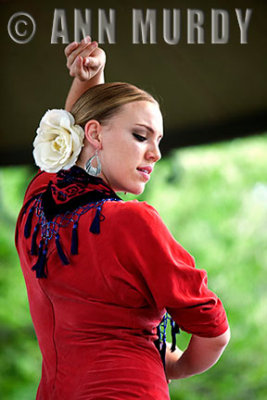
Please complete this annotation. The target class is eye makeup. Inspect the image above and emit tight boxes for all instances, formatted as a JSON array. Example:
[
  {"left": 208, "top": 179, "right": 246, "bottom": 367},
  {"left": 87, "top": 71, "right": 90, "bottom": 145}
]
[
  {"left": 133, "top": 133, "right": 147, "bottom": 142},
  {"left": 134, "top": 124, "right": 163, "bottom": 143}
]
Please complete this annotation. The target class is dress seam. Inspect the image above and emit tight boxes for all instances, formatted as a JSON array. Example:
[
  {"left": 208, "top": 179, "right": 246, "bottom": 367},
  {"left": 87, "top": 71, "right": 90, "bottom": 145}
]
[{"left": 38, "top": 279, "right": 58, "bottom": 395}]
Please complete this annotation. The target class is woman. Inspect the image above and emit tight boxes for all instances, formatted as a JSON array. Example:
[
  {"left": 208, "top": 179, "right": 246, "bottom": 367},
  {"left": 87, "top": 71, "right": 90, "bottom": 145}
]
[{"left": 15, "top": 37, "right": 230, "bottom": 399}]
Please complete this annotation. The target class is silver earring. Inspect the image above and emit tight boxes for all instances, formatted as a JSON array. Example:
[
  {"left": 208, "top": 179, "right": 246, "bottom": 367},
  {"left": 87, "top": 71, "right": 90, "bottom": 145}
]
[{"left": 85, "top": 150, "right": 101, "bottom": 176}]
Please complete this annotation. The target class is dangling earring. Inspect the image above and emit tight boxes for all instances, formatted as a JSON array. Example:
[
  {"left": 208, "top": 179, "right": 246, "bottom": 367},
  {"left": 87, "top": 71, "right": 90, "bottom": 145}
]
[{"left": 85, "top": 150, "right": 101, "bottom": 176}]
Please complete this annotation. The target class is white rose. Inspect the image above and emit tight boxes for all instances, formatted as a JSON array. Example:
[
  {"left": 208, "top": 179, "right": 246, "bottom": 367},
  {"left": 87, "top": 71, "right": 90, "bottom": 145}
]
[{"left": 33, "top": 109, "right": 84, "bottom": 173}]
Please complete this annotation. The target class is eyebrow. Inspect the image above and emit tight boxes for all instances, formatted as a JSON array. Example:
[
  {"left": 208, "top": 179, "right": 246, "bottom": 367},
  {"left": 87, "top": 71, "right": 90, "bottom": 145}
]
[{"left": 135, "top": 124, "right": 163, "bottom": 138}]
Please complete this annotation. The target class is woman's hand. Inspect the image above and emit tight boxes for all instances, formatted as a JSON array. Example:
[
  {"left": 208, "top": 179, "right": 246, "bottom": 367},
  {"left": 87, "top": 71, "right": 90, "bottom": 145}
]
[
  {"left": 64, "top": 37, "right": 106, "bottom": 111},
  {"left": 65, "top": 36, "right": 106, "bottom": 82}
]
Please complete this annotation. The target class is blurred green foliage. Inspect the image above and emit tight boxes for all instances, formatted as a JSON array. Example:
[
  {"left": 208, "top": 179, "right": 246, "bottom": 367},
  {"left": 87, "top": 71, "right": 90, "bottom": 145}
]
[{"left": 0, "top": 134, "right": 267, "bottom": 399}]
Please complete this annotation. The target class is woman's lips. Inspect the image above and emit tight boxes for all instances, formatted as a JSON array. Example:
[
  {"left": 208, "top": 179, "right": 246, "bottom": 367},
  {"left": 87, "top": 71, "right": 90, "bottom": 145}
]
[
  {"left": 137, "top": 166, "right": 153, "bottom": 174},
  {"left": 137, "top": 166, "right": 153, "bottom": 181}
]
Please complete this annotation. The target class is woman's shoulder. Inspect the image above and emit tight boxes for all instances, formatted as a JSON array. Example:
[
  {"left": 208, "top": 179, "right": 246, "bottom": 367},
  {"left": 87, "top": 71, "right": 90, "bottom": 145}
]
[
  {"left": 103, "top": 199, "right": 173, "bottom": 239},
  {"left": 104, "top": 199, "right": 195, "bottom": 266},
  {"left": 105, "top": 199, "right": 160, "bottom": 222},
  {"left": 23, "top": 169, "right": 54, "bottom": 205}
]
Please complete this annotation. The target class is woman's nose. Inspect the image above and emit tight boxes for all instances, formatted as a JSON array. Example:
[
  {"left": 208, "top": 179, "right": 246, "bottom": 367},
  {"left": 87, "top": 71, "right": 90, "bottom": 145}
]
[{"left": 146, "top": 143, "right": 161, "bottom": 162}]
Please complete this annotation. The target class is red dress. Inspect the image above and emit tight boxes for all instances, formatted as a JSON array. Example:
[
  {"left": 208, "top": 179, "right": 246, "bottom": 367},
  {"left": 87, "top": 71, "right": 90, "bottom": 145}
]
[{"left": 15, "top": 167, "right": 228, "bottom": 400}]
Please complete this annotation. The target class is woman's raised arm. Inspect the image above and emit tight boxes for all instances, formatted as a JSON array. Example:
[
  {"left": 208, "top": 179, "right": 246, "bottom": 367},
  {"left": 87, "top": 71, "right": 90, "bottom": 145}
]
[{"left": 64, "top": 36, "right": 106, "bottom": 111}]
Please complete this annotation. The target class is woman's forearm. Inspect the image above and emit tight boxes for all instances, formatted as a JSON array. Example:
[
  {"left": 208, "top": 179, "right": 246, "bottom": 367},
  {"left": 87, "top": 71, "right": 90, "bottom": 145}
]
[
  {"left": 65, "top": 68, "right": 104, "bottom": 111},
  {"left": 166, "top": 328, "right": 230, "bottom": 380}
]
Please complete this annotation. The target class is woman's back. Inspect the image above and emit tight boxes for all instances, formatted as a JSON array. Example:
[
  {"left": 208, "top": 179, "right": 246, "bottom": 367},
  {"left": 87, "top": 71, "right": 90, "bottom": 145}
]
[
  {"left": 16, "top": 167, "right": 228, "bottom": 399},
  {"left": 16, "top": 169, "right": 170, "bottom": 399}
]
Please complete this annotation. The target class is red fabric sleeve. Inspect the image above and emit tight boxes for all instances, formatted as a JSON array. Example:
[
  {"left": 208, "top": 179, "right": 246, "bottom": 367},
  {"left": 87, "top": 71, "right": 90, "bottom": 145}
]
[{"left": 109, "top": 201, "right": 229, "bottom": 338}]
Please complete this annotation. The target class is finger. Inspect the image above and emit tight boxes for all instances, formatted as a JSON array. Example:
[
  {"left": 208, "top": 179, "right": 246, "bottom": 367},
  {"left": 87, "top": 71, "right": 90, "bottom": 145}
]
[
  {"left": 75, "top": 41, "right": 99, "bottom": 61},
  {"left": 70, "top": 56, "right": 88, "bottom": 81},
  {"left": 70, "top": 56, "right": 83, "bottom": 77},
  {"left": 64, "top": 41, "right": 78, "bottom": 57},
  {"left": 66, "top": 37, "right": 91, "bottom": 67},
  {"left": 83, "top": 56, "right": 100, "bottom": 69},
  {"left": 66, "top": 36, "right": 92, "bottom": 68}
]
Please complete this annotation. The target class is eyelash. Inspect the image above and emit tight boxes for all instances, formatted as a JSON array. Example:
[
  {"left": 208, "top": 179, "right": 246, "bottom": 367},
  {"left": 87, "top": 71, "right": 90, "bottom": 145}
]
[{"left": 133, "top": 133, "right": 147, "bottom": 142}]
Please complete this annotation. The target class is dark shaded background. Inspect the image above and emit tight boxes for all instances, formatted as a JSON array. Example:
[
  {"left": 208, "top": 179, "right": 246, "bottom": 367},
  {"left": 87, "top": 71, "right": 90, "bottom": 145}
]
[{"left": 1, "top": 0, "right": 266, "bottom": 165}]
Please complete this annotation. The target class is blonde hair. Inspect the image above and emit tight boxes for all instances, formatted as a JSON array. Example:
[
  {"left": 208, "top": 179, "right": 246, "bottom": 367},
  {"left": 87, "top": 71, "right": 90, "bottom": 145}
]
[{"left": 71, "top": 82, "right": 159, "bottom": 127}]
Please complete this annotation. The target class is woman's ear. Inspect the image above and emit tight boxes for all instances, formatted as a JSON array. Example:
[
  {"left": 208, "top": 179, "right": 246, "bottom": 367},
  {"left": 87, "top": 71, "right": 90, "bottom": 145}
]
[{"left": 84, "top": 120, "right": 102, "bottom": 150}]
